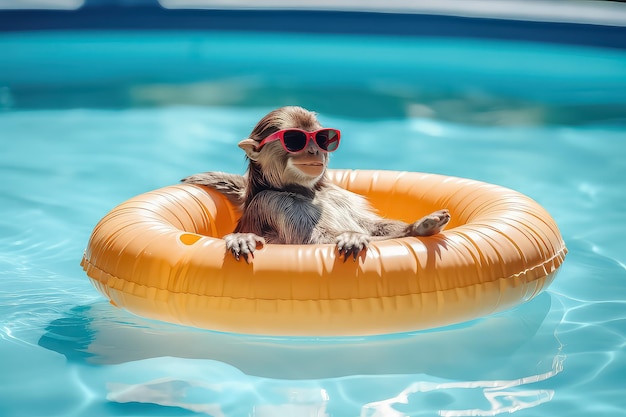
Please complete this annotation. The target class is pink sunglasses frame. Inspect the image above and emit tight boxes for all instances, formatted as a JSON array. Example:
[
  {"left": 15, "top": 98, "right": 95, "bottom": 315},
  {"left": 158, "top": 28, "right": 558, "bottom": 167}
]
[{"left": 258, "top": 128, "right": 341, "bottom": 153}]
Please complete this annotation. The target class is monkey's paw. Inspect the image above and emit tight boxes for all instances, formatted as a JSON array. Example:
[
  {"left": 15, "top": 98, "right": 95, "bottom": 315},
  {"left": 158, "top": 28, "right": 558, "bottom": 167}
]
[
  {"left": 223, "top": 233, "right": 265, "bottom": 263},
  {"left": 335, "top": 231, "right": 371, "bottom": 262},
  {"left": 410, "top": 209, "right": 451, "bottom": 236}
]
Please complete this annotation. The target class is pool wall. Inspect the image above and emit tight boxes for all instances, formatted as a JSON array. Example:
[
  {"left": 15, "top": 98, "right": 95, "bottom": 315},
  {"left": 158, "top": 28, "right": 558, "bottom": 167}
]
[
  {"left": 1, "top": 1, "right": 625, "bottom": 121},
  {"left": 1, "top": 1, "right": 626, "bottom": 49}
]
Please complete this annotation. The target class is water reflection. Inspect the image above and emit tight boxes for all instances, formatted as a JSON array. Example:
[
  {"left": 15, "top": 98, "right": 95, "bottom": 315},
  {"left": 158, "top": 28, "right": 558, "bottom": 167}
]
[
  {"left": 38, "top": 293, "right": 564, "bottom": 416},
  {"left": 39, "top": 293, "right": 554, "bottom": 379}
]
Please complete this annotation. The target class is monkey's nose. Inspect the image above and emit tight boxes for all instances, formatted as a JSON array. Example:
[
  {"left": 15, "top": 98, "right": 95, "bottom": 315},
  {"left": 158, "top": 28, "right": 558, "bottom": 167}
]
[{"left": 307, "top": 142, "right": 320, "bottom": 154}]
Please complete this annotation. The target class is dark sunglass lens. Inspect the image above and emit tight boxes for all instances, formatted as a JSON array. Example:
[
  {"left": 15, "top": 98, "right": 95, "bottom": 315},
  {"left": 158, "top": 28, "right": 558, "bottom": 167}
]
[
  {"left": 315, "top": 130, "right": 339, "bottom": 152},
  {"left": 283, "top": 131, "right": 308, "bottom": 152}
]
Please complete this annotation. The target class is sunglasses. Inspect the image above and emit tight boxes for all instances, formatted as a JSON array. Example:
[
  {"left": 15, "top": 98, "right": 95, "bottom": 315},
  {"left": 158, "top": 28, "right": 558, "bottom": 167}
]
[{"left": 258, "top": 128, "right": 341, "bottom": 153}]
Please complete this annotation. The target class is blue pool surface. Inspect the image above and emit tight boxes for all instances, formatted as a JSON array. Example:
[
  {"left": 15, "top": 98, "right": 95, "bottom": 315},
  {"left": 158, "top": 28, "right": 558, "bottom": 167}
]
[{"left": 1, "top": 13, "right": 626, "bottom": 417}]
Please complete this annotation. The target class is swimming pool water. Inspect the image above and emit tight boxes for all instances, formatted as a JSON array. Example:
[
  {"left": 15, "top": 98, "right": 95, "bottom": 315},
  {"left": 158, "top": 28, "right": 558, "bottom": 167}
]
[{"left": 1, "top": 31, "right": 625, "bottom": 417}]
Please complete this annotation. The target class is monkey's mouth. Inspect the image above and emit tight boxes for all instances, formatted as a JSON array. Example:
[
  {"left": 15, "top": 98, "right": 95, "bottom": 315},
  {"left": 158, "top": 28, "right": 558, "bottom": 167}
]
[{"left": 294, "top": 162, "right": 325, "bottom": 176}]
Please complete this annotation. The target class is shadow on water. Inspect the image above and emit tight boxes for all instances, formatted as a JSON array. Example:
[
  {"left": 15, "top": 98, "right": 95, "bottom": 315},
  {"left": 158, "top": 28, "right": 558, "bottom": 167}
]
[{"left": 38, "top": 292, "right": 559, "bottom": 381}]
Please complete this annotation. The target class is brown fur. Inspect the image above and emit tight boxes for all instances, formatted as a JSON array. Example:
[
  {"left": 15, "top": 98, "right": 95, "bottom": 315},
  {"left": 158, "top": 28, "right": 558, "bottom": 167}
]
[{"left": 182, "top": 106, "right": 450, "bottom": 262}]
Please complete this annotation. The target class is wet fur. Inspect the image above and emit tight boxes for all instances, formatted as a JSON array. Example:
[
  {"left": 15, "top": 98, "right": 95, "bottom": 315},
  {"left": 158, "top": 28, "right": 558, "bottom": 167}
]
[{"left": 182, "top": 106, "right": 450, "bottom": 261}]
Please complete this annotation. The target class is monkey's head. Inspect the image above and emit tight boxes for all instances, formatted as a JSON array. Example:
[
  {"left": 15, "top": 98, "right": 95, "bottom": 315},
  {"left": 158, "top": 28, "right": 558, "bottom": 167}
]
[{"left": 238, "top": 106, "right": 340, "bottom": 190}]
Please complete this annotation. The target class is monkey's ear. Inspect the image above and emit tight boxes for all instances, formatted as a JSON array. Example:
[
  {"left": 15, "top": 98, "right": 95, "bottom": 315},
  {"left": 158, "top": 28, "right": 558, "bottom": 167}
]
[{"left": 238, "top": 138, "right": 261, "bottom": 161}]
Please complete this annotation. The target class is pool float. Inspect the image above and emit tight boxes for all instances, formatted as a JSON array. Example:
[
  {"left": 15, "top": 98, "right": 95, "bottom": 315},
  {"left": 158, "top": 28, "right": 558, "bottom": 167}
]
[{"left": 81, "top": 169, "right": 567, "bottom": 336}]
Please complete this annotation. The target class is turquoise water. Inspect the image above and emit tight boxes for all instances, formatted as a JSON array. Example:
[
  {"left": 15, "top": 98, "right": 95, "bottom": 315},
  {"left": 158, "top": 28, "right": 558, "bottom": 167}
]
[{"left": 1, "top": 32, "right": 625, "bottom": 416}]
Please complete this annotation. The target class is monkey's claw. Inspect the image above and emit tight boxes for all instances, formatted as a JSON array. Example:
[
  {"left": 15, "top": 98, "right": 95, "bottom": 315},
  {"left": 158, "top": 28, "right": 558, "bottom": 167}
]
[
  {"left": 335, "top": 232, "right": 370, "bottom": 262},
  {"left": 223, "top": 233, "right": 265, "bottom": 263}
]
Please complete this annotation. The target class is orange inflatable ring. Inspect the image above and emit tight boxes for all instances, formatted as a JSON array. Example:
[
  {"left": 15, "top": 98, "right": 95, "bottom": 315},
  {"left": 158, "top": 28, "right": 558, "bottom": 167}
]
[{"left": 81, "top": 169, "right": 567, "bottom": 336}]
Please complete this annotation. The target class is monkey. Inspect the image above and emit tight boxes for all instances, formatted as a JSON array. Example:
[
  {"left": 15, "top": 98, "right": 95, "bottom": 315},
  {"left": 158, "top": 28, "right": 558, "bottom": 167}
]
[{"left": 182, "top": 106, "right": 450, "bottom": 262}]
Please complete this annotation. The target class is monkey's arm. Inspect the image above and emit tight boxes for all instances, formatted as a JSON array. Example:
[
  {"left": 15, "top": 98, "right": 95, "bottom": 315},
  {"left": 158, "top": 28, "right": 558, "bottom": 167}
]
[
  {"left": 335, "top": 210, "right": 450, "bottom": 262},
  {"left": 369, "top": 209, "right": 451, "bottom": 238},
  {"left": 181, "top": 171, "right": 246, "bottom": 207},
  {"left": 223, "top": 203, "right": 267, "bottom": 263},
  {"left": 224, "top": 192, "right": 282, "bottom": 262}
]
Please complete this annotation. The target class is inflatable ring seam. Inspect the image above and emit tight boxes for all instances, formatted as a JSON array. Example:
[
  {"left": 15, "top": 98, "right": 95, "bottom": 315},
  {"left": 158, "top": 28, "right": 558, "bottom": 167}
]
[{"left": 81, "top": 246, "right": 566, "bottom": 301}]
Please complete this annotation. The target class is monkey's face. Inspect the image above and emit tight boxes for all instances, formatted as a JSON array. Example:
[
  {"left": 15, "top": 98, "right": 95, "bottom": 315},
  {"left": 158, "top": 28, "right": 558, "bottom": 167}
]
[
  {"left": 239, "top": 135, "right": 329, "bottom": 189},
  {"left": 256, "top": 139, "right": 329, "bottom": 189},
  {"left": 240, "top": 106, "right": 334, "bottom": 188}
]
